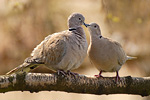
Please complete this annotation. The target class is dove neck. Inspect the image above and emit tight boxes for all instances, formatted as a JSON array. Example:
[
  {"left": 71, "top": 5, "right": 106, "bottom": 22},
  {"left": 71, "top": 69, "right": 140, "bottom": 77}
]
[
  {"left": 69, "top": 26, "right": 84, "bottom": 33},
  {"left": 89, "top": 33, "right": 101, "bottom": 43},
  {"left": 68, "top": 24, "right": 81, "bottom": 28},
  {"left": 74, "top": 26, "right": 86, "bottom": 37}
]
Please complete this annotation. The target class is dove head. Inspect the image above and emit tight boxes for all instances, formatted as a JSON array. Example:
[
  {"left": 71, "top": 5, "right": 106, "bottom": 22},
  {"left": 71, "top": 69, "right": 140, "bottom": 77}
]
[
  {"left": 68, "top": 13, "right": 86, "bottom": 28},
  {"left": 87, "top": 23, "right": 101, "bottom": 37}
]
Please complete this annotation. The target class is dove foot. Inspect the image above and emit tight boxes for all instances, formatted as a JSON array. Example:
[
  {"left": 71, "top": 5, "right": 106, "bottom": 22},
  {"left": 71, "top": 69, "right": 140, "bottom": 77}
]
[
  {"left": 95, "top": 71, "right": 103, "bottom": 78},
  {"left": 67, "top": 70, "right": 78, "bottom": 77},
  {"left": 57, "top": 70, "right": 67, "bottom": 76},
  {"left": 115, "top": 71, "right": 120, "bottom": 82}
]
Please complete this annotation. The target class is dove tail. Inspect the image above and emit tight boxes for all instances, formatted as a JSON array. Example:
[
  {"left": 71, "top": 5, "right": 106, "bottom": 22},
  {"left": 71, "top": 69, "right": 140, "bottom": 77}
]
[
  {"left": 6, "top": 57, "right": 44, "bottom": 75},
  {"left": 6, "top": 63, "right": 38, "bottom": 75},
  {"left": 127, "top": 56, "right": 137, "bottom": 60}
]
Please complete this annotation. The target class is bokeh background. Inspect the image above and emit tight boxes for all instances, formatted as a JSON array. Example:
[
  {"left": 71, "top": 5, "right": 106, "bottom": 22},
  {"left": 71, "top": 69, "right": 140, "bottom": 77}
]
[{"left": 0, "top": 0, "right": 150, "bottom": 100}]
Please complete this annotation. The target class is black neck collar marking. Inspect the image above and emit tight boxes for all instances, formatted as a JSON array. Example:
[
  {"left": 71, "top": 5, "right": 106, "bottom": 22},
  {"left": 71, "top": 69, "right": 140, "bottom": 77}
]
[
  {"left": 99, "top": 35, "right": 102, "bottom": 38},
  {"left": 69, "top": 28, "right": 76, "bottom": 31}
]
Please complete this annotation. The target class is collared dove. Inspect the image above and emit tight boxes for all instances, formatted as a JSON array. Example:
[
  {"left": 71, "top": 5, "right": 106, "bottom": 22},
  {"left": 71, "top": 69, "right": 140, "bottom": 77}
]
[
  {"left": 87, "top": 23, "right": 136, "bottom": 81},
  {"left": 6, "top": 13, "right": 88, "bottom": 75}
]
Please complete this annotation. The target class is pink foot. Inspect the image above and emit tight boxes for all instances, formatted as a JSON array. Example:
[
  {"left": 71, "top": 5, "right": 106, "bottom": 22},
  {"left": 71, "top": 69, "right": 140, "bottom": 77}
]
[
  {"left": 95, "top": 71, "right": 103, "bottom": 78},
  {"left": 94, "top": 74, "right": 103, "bottom": 78}
]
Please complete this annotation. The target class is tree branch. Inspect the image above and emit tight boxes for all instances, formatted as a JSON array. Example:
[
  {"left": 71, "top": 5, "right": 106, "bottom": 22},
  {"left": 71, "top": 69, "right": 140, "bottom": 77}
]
[{"left": 0, "top": 73, "right": 150, "bottom": 96}]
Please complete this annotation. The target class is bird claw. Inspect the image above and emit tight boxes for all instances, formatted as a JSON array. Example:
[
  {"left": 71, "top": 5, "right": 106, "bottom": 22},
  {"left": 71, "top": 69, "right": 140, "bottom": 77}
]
[
  {"left": 115, "top": 71, "right": 120, "bottom": 82},
  {"left": 94, "top": 74, "right": 103, "bottom": 78},
  {"left": 115, "top": 76, "right": 120, "bottom": 82},
  {"left": 95, "top": 71, "right": 103, "bottom": 78},
  {"left": 67, "top": 70, "right": 78, "bottom": 77},
  {"left": 57, "top": 70, "right": 67, "bottom": 76}
]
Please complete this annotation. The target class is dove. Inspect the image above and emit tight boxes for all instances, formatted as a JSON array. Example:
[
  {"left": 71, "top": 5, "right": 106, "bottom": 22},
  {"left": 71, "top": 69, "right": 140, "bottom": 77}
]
[
  {"left": 6, "top": 13, "right": 88, "bottom": 75},
  {"left": 87, "top": 23, "right": 136, "bottom": 81}
]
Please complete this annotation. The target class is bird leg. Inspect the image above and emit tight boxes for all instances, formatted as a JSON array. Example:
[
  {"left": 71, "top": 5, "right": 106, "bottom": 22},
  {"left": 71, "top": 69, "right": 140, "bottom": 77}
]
[
  {"left": 95, "top": 70, "right": 103, "bottom": 78},
  {"left": 57, "top": 70, "right": 67, "bottom": 76},
  {"left": 116, "top": 71, "right": 120, "bottom": 82}
]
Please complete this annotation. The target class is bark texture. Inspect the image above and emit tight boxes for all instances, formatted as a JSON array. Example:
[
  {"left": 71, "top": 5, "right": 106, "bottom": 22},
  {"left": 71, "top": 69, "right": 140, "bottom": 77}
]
[{"left": 0, "top": 73, "right": 150, "bottom": 96}]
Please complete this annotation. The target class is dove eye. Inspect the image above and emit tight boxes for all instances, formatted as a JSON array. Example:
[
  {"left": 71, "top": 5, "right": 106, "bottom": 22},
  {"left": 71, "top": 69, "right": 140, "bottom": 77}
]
[
  {"left": 94, "top": 25, "right": 97, "bottom": 28},
  {"left": 79, "top": 18, "right": 81, "bottom": 20}
]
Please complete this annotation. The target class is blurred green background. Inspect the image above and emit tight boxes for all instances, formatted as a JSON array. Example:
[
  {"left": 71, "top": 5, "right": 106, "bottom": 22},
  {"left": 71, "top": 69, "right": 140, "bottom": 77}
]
[{"left": 0, "top": 0, "right": 150, "bottom": 100}]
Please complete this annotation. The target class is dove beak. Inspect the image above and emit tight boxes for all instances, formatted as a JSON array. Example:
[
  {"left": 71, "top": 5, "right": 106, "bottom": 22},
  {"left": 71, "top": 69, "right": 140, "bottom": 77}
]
[{"left": 83, "top": 22, "right": 90, "bottom": 27}]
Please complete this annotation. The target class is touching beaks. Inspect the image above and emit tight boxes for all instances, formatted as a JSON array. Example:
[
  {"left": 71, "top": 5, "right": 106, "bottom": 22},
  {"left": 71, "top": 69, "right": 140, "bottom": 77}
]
[{"left": 83, "top": 22, "right": 90, "bottom": 27}]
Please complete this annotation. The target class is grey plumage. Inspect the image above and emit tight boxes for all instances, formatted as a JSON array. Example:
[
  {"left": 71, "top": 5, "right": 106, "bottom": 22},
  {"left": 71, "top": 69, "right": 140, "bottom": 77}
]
[
  {"left": 6, "top": 13, "right": 88, "bottom": 75},
  {"left": 87, "top": 23, "right": 136, "bottom": 81}
]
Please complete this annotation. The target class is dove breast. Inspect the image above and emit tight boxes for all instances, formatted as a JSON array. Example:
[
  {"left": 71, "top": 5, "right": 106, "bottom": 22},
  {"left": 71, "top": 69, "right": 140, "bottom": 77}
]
[{"left": 31, "top": 27, "right": 88, "bottom": 71}]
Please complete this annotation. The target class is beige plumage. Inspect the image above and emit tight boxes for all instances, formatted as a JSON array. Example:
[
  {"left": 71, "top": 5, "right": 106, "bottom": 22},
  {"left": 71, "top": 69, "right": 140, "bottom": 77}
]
[
  {"left": 87, "top": 23, "right": 136, "bottom": 81},
  {"left": 6, "top": 13, "right": 88, "bottom": 75}
]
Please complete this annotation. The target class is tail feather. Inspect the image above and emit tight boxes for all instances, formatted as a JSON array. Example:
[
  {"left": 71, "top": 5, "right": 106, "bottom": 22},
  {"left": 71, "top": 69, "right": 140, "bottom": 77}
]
[
  {"left": 6, "top": 63, "right": 38, "bottom": 75},
  {"left": 6, "top": 57, "right": 44, "bottom": 75},
  {"left": 127, "top": 56, "right": 137, "bottom": 60}
]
